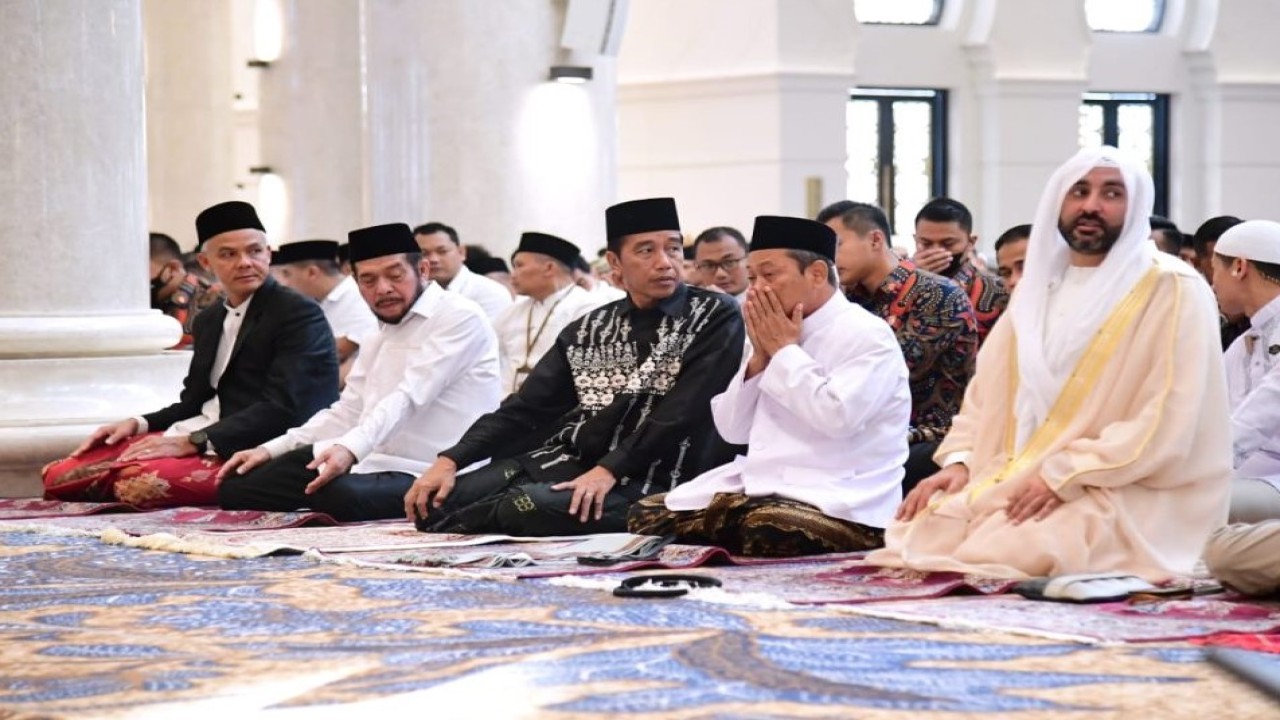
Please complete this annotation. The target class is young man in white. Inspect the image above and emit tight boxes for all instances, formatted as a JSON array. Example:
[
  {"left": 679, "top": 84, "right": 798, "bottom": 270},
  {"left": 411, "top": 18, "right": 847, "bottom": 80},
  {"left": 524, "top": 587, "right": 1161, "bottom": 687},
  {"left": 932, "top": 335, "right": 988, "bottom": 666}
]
[
  {"left": 272, "top": 239, "right": 378, "bottom": 384},
  {"left": 492, "top": 232, "right": 605, "bottom": 393},
  {"left": 1203, "top": 220, "right": 1280, "bottom": 596}
]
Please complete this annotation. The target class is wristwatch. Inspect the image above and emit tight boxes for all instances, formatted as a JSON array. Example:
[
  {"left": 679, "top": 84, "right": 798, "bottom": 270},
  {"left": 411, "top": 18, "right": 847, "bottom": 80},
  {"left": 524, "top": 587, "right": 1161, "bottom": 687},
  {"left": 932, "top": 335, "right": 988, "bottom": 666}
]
[{"left": 188, "top": 430, "right": 210, "bottom": 455}]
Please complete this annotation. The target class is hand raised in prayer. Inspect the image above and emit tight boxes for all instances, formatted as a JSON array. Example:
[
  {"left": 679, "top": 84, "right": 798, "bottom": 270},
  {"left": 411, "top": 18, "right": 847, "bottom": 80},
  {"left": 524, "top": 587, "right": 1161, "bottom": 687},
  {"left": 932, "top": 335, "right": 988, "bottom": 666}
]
[
  {"left": 217, "top": 447, "right": 271, "bottom": 481},
  {"left": 552, "top": 466, "right": 617, "bottom": 523},
  {"left": 896, "top": 462, "right": 970, "bottom": 521},
  {"left": 1005, "top": 475, "right": 1064, "bottom": 525},
  {"left": 72, "top": 418, "right": 140, "bottom": 457},
  {"left": 305, "top": 445, "right": 356, "bottom": 494},
  {"left": 742, "top": 304, "right": 770, "bottom": 380},
  {"left": 913, "top": 247, "right": 953, "bottom": 275},
  {"left": 404, "top": 456, "right": 458, "bottom": 523},
  {"left": 744, "top": 286, "right": 803, "bottom": 359},
  {"left": 118, "top": 434, "right": 197, "bottom": 462}
]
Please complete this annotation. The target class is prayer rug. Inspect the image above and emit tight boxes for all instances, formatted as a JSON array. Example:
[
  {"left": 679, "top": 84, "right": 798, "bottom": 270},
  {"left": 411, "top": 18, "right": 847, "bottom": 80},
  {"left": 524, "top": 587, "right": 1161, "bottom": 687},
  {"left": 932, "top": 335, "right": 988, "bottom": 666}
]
[
  {"left": 838, "top": 594, "right": 1280, "bottom": 644},
  {"left": 536, "top": 561, "right": 1019, "bottom": 605},
  {"left": 322, "top": 543, "right": 864, "bottom": 580},
  {"left": 0, "top": 498, "right": 132, "bottom": 519},
  {"left": 0, "top": 506, "right": 339, "bottom": 539},
  {"left": 2, "top": 532, "right": 1277, "bottom": 718},
  {"left": 1191, "top": 632, "right": 1280, "bottom": 654}
]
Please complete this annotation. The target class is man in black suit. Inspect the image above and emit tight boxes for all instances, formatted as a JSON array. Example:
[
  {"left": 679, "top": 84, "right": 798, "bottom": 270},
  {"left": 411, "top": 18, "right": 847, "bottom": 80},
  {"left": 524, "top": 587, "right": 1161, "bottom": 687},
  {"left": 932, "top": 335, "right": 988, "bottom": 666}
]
[{"left": 43, "top": 201, "right": 338, "bottom": 508}]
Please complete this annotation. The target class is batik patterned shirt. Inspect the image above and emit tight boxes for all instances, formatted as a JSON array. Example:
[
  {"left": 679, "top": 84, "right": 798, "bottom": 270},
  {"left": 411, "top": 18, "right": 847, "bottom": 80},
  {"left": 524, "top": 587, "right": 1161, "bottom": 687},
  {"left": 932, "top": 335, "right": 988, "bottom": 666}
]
[
  {"left": 850, "top": 259, "right": 978, "bottom": 444},
  {"left": 441, "top": 284, "right": 745, "bottom": 497},
  {"left": 156, "top": 273, "right": 222, "bottom": 350},
  {"left": 950, "top": 259, "right": 1009, "bottom": 345}
]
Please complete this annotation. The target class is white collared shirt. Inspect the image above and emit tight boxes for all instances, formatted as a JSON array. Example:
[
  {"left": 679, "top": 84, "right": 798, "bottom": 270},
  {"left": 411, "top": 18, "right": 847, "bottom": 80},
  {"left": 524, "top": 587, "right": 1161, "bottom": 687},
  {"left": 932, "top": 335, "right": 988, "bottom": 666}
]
[
  {"left": 321, "top": 275, "right": 378, "bottom": 346},
  {"left": 158, "top": 294, "right": 255, "bottom": 438},
  {"left": 1227, "top": 293, "right": 1280, "bottom": 487},
  {"left": 663, "top": 293, "right": 911, "bottom": 528},
  {"left": 446, "top": 265, "right": 513, "bottom": 320},
  {"left": 260, "top": 283, "right": 502, "bottom": 475},
  {"left": 492, "top": 284, "right": 606, "bottom": 393}
]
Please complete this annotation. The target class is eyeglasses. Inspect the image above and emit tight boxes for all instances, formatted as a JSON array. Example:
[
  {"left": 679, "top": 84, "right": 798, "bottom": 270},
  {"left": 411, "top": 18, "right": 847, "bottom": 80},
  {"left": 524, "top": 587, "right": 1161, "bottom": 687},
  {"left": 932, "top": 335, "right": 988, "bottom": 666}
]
[{"left": 695, "top": 257, "right": 746, "bottom": 273}]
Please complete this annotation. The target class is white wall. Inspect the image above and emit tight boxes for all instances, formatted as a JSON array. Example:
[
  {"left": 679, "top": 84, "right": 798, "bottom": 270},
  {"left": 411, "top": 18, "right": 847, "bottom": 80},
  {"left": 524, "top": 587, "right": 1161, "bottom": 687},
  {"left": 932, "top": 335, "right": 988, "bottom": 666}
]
[{"left": 617, "top": 0, "right": 1280, "bottom": 251}]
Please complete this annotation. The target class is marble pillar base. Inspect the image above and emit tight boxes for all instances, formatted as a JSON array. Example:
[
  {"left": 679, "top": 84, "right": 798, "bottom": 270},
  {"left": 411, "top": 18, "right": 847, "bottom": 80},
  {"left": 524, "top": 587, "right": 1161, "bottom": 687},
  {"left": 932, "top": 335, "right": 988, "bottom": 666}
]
[{"left": 0, "top": 353, "right": 190, "bottom": 498}]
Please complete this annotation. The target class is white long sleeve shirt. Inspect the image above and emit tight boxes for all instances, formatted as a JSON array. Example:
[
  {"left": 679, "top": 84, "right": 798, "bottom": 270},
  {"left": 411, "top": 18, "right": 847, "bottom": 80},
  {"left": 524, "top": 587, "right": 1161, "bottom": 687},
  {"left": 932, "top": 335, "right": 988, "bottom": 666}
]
[
  {"left": 446, "top": 265, "right": 513, "bottom": 320},
  {"left": 320, "top": 275, "right": 378, "bottom": 346},
  {"left": 261, "top": 283, "right": 501, "bottom": 475},
  {"left": 1227, "top": 293, "right": 1280, "bottom": 489},
  {"left": 492, "top": 284, "right": 607, "bottom": 393},
  {"left": 663, "top": 292, "right": 911, "bottom": 528}
]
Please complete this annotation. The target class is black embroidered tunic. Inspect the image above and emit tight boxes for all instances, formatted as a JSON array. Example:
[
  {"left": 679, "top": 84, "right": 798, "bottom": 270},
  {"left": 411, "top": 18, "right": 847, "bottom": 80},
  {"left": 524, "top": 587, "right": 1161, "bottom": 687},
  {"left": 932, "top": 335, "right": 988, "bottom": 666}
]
[{"left": 440, "top": 284, "right": 745, "bottom": 497}]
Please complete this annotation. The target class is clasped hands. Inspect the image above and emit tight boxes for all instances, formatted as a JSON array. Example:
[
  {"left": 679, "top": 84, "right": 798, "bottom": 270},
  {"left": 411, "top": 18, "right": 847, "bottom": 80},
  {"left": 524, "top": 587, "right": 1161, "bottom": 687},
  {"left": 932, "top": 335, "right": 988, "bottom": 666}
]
[
  {"left": 896, "top": 463, "right": 1065, "bottom": 525},
  {"left": 743, "top": 286, "right": 802, "bottom": 378}
]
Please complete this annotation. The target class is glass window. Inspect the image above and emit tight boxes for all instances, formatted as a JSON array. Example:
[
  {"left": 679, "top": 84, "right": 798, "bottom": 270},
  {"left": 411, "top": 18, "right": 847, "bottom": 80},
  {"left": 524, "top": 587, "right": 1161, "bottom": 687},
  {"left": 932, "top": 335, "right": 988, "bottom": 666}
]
[
  {"left": 1085, "top": 0, "right": 1164, "bottom": 32},
  {"left": 854, "top": 0, "right": 943, "bottom": 25},
  {"left": 846, "top": 88, "right": 948, "bottom": 240},
  {"left": 1079, "top": 92, "right": 1170, "bottom": 215}
]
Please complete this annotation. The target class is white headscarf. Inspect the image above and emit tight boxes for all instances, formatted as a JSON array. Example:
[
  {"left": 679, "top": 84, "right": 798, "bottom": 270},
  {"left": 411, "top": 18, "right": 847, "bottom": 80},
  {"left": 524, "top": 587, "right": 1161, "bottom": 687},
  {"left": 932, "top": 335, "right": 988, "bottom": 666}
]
[{"left": 1010, "top": 146, "right": 1156, "bottom": 449}]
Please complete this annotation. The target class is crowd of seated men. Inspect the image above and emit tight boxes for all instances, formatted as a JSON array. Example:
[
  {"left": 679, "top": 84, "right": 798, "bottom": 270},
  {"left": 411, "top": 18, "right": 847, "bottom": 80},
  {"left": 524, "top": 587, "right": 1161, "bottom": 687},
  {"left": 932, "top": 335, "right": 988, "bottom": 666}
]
[{"left": 45, "top": 144, "right": 1280, "bottom": 595}]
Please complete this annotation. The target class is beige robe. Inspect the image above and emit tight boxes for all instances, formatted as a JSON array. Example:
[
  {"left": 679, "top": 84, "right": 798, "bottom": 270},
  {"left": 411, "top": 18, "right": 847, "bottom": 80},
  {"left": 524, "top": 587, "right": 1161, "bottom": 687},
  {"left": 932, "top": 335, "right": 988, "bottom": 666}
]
[{"left": 869, "top": 259, "right": 1232, "bottom": 581}]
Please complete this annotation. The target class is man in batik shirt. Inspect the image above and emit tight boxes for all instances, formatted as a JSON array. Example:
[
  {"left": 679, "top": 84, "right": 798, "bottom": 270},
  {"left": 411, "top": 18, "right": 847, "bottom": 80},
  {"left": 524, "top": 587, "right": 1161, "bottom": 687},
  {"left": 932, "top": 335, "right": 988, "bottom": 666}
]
[
  {"left": 820, "top": 200, "right": 978, "bottom": 491},
  {"left": 912, "top": 197, "right": 1009, "bottom": 344},
  {"left": 149, "top": 232, "right": 221, "bottom": 349}
]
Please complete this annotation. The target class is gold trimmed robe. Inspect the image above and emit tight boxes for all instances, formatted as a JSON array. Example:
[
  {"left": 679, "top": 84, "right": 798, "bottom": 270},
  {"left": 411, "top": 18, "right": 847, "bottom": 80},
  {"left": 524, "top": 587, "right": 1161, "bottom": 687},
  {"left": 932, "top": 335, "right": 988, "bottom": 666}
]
[{"left": 869, "top": 258, "right": 1232, "bottom": 581}]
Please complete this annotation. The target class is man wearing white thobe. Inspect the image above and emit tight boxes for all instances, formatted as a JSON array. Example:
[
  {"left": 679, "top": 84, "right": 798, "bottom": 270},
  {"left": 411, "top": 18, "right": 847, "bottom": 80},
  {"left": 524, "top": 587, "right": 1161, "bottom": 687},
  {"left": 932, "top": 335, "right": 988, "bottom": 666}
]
[{"left": 629, "top": 216, "right": 911, "bottom": 556}]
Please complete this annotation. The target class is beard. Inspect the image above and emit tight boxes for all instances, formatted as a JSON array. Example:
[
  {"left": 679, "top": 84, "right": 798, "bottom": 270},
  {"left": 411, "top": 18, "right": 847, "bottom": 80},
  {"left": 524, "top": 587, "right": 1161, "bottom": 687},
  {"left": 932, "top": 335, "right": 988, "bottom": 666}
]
[{"left": 1059, "top": 213, "right": 1122, "bottom": 256}]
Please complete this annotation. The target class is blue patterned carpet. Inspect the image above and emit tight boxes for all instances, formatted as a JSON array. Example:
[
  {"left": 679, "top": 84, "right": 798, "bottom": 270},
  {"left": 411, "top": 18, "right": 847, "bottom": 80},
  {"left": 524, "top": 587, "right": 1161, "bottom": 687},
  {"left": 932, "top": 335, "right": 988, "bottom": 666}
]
[{"left": 0, "top": 532, "right": 1273, "bottom": 718}]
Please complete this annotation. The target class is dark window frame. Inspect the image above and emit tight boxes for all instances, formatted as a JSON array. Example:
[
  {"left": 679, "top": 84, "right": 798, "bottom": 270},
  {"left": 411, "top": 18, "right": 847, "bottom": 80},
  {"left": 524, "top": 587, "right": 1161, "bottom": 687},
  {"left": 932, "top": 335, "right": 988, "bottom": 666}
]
[
  {"left": 1081, "top": 91, "right": 1170, "bottom": 216},
  {"left": 849, "top": 87, "right": 949, "bottom": 232},
  {"left": 854, "top": 0, "right": 944, "bottom": 26},
  {"left": 1086, "top": 0, "right": 1166, "bottom": 33}
]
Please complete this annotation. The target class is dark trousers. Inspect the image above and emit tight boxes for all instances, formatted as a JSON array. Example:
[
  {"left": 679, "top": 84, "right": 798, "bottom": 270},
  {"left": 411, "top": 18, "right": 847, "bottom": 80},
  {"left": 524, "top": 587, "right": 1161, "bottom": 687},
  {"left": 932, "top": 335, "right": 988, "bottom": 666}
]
[
  {"left": 903, "top": 440, "right": 941, "bottom": 494},
  {"left": 418, "top": 458, "right": 635, "bottom": 536},
  {"left": 218, "top": 446, "right": 414, "bottom": 522}
]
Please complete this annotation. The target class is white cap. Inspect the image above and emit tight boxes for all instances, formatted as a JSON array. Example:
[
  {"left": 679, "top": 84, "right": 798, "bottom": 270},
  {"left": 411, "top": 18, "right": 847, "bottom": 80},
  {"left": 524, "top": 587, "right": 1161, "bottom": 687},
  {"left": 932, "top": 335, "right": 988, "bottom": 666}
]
[{"left": 1216, "top": 220, "right": 1280, "bottom": 264}]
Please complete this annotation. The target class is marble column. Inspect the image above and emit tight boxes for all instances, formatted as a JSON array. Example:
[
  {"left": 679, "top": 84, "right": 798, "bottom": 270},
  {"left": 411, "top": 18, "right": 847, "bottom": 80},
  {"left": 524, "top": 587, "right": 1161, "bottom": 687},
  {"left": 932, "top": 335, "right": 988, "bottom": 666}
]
[
  {"left": 359, "top": 0, "right": 436, "bottom": 230},
  {"left": 358, "top": 0, "right": 616, "bottom": 257},
  {"left": 0, "top": 0, "right": 187, "bottom": 496},
  {"left": 143, "top": 0, "right": 238, "bottom": 249},
  {"left": 258, "top": 0, "right": 364, "bottom": 242}
]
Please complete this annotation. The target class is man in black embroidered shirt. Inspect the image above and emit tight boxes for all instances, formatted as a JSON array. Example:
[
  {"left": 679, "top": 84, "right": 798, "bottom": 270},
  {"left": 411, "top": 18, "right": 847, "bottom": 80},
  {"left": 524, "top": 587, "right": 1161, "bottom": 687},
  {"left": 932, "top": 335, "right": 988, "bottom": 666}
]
[{"left": 404, "top": 198, "right": 746, "bottom": 535}]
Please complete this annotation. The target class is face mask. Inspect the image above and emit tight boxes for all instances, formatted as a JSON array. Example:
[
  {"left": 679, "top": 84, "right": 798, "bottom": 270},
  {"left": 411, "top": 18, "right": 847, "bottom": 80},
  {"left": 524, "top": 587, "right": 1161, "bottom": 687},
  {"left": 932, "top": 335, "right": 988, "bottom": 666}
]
[{"left": 943, "top": 252, "right": 966, "bottom": 277}]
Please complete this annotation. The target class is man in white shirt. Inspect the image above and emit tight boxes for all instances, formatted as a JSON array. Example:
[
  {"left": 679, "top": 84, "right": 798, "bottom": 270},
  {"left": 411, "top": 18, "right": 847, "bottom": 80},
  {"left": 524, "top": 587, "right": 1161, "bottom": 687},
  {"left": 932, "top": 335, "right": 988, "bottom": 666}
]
[
  {"left": 493, "top": 232, "right": 606, "bottom": 393},
  {"left": 572, "top": 254, "right": 627, "bottom": 302},
  {"left": 1202, "top": 220, "right": 1280, "bottom": 595},
  {"left": 629, "top": 216, "right": 911, "bottom": 556},
  {"left": 414, "top": 222, "right": 513, "bottom": 319},
  {"left": 272, "top": 239, "right": 378, "bottom": 385},
  {"left": 43, "top": 202, "right": 338, "bottom": 507},
  {"left": 217, "top": 222, "right": 502, "bottom": 521},
  {"left": 692, "top": 226, "right": 750, "bottom": 303}
]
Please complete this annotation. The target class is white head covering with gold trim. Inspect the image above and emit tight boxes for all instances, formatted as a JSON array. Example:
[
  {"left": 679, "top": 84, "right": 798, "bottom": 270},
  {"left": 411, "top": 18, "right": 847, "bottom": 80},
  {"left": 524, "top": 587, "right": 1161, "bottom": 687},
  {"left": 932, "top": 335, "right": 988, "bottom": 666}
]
[{"left": 1011, "top": 146, "right": 1156, "bottom": 443}]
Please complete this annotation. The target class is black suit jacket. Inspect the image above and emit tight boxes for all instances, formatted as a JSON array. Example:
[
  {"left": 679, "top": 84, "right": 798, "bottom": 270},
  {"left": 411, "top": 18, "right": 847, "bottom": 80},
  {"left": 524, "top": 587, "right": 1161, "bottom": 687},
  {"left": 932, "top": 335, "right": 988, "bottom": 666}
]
[{"left": 143, "top": 277, "right": 339, "bottom": 457}]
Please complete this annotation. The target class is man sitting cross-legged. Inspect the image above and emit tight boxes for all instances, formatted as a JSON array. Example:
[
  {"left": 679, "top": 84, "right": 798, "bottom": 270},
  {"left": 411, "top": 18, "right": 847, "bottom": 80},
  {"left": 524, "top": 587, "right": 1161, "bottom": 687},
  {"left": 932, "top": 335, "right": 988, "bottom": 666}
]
[
  {"left": 217, "top": 223, "right": 502, "bottom": 521},
  {"left": 43, "top": 201, "right": 338, "bottom": 508},
  {"left": 628, "top": 216, "right": 911, "bottom": 557},
  {"left": 404, "top": 197, "right": 746, "bottom": 536},
  {"left": 869, "top": 146, "right": 1231, "bottom": 581}
]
